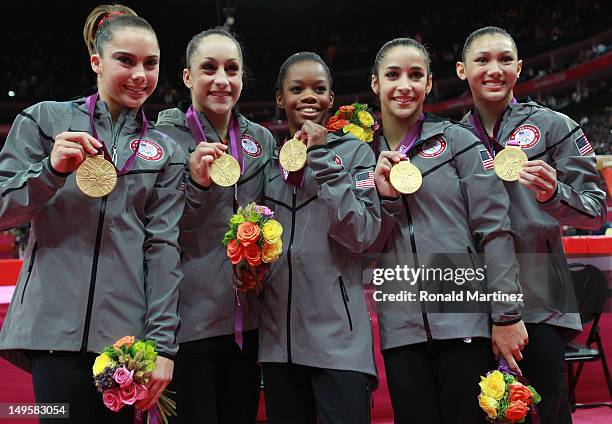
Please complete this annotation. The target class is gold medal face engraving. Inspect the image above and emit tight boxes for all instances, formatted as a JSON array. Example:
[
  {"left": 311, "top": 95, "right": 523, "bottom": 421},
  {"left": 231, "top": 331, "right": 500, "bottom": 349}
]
[
  {"left": 279, "top": 138, "right": 307, "bottom": 172},
  {"left": 494, "top": 147, "right": 528, "bottom": 181},
  {"left": 210, "top": 153, "right": 241, "bottom": 187},
  {"left": 76, "top": 156, "right": 117, "bottom": 197},
  {"left": 389, "top": 160, "right": 422, "bottom": 194}
]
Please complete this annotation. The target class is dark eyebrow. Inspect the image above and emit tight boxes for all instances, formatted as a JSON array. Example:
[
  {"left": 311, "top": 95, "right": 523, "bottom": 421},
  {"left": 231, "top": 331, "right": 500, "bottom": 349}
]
[{"left": 112, "top": 51, "right": 159, "bottom": 60}]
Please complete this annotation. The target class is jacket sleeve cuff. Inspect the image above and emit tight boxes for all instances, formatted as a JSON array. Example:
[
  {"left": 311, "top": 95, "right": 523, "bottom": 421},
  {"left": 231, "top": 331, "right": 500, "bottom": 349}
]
[
  {"left": 537, "top": 183, "right": 560, "bottom": 205},
  {"left": 45, "top": 157, "right": 71, "bottom": 178},
  {"left": 381, "top": 197, "right": 403, "bottom": 217},
  {"left": 156, "top": 351, "right": 176, "bottom": 360},
  {"left": 492, "top": 315, "right": 522, "bottom": 326},
  {"left": 188, "top": 175, "right": 211, "bottom": 191}
]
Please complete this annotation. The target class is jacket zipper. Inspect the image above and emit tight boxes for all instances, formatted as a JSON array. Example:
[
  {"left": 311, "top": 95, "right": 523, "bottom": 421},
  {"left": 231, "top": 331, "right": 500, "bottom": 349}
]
[
  {"left": 286, "top": 187, "right": 297, "bottom": 363},
  {"left": 400, "top": 195, "right": 432, "bottom": 343},
  {"left": 20, "top": 243, "right": 37, "bottom": 304},
  {"left": 81, "top": 196, "right": 108, "bottom": 352},
  {"left": 338, "top": 276, "right": 353, "bottom": 331}
]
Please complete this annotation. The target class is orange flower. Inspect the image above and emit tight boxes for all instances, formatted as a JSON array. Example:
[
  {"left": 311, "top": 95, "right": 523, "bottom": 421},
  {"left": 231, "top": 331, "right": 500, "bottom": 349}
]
[
  {"left": 243, "top": 243, "right": 262, "bottom": 267},
  {"left": 338, "top": 105, "right": 355, "bottom": 118},
  {"left": 508, "top": 382, "right": 533, "bottom": 406},
  {"left": 113, "top": 336, "right": 135, "bottom": 349},
  {"left": 504, "top": 400, "right": 530, "bottom": 421},
  {"left": 326, "top": 115, "right": 350, "bottom": 131},
  {"left": 227, "top": 239, "right": 243, "bottom": 265},
  {"left": 236, "top": 222, "right": 260, "bottom": 246}
]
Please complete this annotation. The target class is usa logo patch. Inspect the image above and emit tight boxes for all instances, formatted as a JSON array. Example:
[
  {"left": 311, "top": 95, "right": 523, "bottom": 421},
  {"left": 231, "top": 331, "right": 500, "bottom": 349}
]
[
  {"left": 241, "top": 135, "right": 262, "bottom": 158},
  {"left": 575, "top": 135, "right": 594, "bottom": 156},
  {"left": 479, "top": 149, "right": 494, "bottom": 170},
  {"left": 355, "top": 171, "right": 375, "bottom": 189},
  {"left": 418, "top": 137, "right": 447, "bottom": 158},
  {"left": 509, "top": 124, "right": 540, "bottom": 149},
  {"left": 131, "top": 139, "right": 164, "bottom": 161},
  {"left": 334, "top": 155, "right": 343, "bottom": 167}
]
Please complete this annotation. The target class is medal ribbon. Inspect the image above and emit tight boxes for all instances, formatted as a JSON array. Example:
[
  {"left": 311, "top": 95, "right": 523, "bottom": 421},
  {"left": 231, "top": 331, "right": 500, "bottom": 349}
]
[
  {"left": 86, "top": 93, "right": 147, "bottom": 176},
  {"left": 279, "top": 138, "right": 306, "bottom": 187},
  {"left": 468, "top": 97, "right": 518, "bottom": 156},
  {"left": 185, "top": 105, "right": 244, "bottom": 174},
  {"left": 395, "top": 113, "right": 425, "bottom": 156}
]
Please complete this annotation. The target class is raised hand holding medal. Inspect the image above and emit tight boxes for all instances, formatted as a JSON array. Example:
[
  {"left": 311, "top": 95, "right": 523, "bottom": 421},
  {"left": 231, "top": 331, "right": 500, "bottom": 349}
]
[
  {"left": 75, "top": 93, "right": 148, "bottom": 197},
  {"left": 385, "top": 113, "right": 425, "bottom": 195},
  {"left": 186, "top": 105, "right": 243, "bottom": 187}
]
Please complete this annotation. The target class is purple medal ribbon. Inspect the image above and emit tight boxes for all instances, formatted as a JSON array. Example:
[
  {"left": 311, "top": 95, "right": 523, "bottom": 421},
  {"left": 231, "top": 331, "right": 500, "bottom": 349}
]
[
  {"left": 185, "top": 105, "right": 244, "bottom": 174},
  {"left": 279, "top": 138, "right": 306, "bottom": 188},
  {"left": 395, "top": 113, "right": 425, "bottom": 155},
  {"left": 468, "top": 97, "right": 518, "bottom": 156},
  {"left": 86, "top": 93, "right": 147, "bottom": 175},
  {"left": 134, "top": 406, "right": 159, "bottom": 424},
  {"left": 186, "top": 106, "right": 246, "bottom": 348},
  {"left": 234, "top": 290, "right": 244, "bottom": 349}
]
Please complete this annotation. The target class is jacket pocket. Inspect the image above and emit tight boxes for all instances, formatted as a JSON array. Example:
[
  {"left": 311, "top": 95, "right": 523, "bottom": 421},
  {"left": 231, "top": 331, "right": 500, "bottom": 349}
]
[
  {"left": 20, "top": 243, "right": 37, "bottom": 304},
  {"left": 546, "top": 239, "right": 565, "bottom": 311},
  {"left": 339, "top": 276, "right": 353, "bottom": 332}
]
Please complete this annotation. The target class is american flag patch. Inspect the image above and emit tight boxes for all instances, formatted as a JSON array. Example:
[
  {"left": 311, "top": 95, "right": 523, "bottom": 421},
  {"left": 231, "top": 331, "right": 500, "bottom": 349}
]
[
  {"left": 479, "top": 149, "right": 494, "bottom": 170},
  {"left": 575, "top": 135, "right": 594, "bottom": 156},
  {"left": 355, "top": 171, "right": 375, "bottom": 188}
]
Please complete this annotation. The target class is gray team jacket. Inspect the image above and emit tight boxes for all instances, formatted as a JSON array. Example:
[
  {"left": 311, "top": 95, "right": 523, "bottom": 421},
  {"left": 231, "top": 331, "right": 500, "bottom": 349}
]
[
  {"left": 462, "top": 101, "right": 607, "bottom": 334},
  {"left": 371, "top": 115, "right": 523, "bottom": 351},
  {"left": 156, "top": 107, "right": 275, "bottom": 342},
  {"left": 0, "top": 98, "right": 185, "bottom": 371},
  {"left": 259, "top": 133, "right": 381, "bottom": 377}
]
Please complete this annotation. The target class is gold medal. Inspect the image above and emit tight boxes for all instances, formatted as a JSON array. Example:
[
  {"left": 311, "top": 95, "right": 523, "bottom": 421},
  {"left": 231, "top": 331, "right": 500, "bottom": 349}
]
[
  {"left": 389, "top": 160, "right": 422, "bottom": 194},
  {"left": 210, "top": 153, "right": 241, "bottom": 187},
  {"left": 494, "top": 146, "right": 528, "bottom": 181},
  {"left": 279, "top": 138, "right": 307, "bottom": 172},
  {"left": 76, "top": 155, "right": 117, "bottom": 197}
]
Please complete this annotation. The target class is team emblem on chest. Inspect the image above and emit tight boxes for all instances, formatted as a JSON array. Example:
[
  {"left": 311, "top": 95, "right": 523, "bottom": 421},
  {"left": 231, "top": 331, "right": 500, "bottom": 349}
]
[
  {"left": 130, "top": 139, "right": 164, "bottom": 161},
  {"left": 417, "top": 137, "right": 447, "bottom": 158},
  {"left": 508, "top": 124, "right": 541, "bottom": 149},
  {"left": 334, "top": 155, "right": 343, "bottom": 167},
  {"left": 241, "top": 135, "right": 262, "bottom": 158}
]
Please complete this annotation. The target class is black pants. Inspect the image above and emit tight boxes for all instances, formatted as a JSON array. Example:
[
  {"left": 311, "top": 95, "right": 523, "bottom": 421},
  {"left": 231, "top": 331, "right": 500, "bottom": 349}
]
[
  {"left": 521, "top": 323, "right": 572, "bottom": 424},
  {"left": 383, "top": 338, "right": 494, "bottom": 424},
  {"left": 168, "top": 329, "right": 260, "bottom": 424},
  {"left": 262, "top": 363, "right": 372, "bottom": 424},
  {"left": 30, "top": 351, "right": 134, "bottom": 424}
]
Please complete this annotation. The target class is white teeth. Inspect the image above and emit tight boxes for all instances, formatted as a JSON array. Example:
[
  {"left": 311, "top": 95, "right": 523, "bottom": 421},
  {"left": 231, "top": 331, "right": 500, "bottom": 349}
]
[
  {"left": 394, "top": 97, "right": 415, "bottom": 103},
  {"left": 483, "top": 81, "right": 504, "bottom": 86},
  {"left": 300, "top": 107, "right": 318, "bottom": 113}
]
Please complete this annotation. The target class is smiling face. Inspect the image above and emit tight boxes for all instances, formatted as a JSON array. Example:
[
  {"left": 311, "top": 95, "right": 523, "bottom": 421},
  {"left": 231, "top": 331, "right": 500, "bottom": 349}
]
[
  {"left": 91, "top": 27, "right": 159, "bottom": 117},
  {"left": 456, "top": 33, "right": 522, "bottom": 108},
  {"left": 371, "top": 45, "right": 432, "bottom": 122},
  {"left": 276, "top": 60, "right": 334, "bottom": 135},
  {"left": 183, "top": 34, "right": 243, "bottom": 119}
]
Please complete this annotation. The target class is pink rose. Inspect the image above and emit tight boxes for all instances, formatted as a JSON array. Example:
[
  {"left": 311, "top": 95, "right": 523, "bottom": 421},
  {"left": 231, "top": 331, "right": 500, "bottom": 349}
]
[
  {"left": 119, "top": 383, "right": 138, "bottom": 405},
  {"left": 113, "top": 367, "right": 134, "bottom": 388},
  {"left": 135, "top": 384, "right": 148, "bottom": 401},
  {"left": 103, "top": 389, "right": 123, "bottom": 412}
]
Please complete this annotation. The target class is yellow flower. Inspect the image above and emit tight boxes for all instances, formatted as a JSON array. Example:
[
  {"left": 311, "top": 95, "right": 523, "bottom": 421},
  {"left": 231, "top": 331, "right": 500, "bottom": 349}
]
[
  {"left": 262, "top": 239, "right": 282, "bottom": 263},
  {"left": 343, "top": 123, "right": 366, "bottom": 141},
  {"left": 358, "top": 110, "right": 374, "bottom": 127},
  {"left": 363, "top": 128, "right": 374, "bottom": 142},
  {"left": 92, "top": 353, "right": 112, "bottom": 376},
  {"left": 262, "top": 220, "right": 283, "bottom": 244},
  {"left": 478, "top": 394, "right": 498, "bottom": 418},
  {"left": 479, "top": 370, "right": 506, "bottom": 400}
]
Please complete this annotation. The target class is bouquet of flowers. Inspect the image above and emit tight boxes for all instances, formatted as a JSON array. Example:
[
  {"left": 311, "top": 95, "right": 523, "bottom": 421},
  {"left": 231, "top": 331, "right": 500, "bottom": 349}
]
[
  {"left": 222, "top": 203, "right": 283, "bottom": 292},
  {"left": 326, "top": 102, "right": 377, "bottom": 142},
  {"left": 478, "top": 359, "right": 541, "bottom": 423},
  {"left": 92, "top": 336, "right": 176, "bottom": 424}
]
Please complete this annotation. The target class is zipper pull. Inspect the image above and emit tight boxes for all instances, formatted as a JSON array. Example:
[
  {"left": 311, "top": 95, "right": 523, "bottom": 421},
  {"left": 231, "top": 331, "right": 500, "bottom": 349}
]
[{"left": 111, "top": 145, "right": 118, "bottom": 164}]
